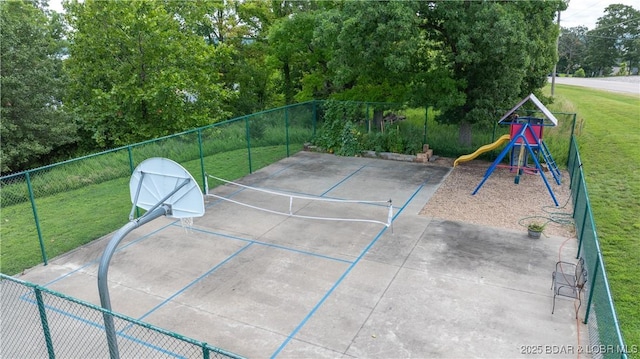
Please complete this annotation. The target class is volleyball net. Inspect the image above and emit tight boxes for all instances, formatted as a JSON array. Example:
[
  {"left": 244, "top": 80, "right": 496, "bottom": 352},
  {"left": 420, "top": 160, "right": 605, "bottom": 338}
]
[{"left": 205, "top": 174, "right": 393, "bottom": 227}]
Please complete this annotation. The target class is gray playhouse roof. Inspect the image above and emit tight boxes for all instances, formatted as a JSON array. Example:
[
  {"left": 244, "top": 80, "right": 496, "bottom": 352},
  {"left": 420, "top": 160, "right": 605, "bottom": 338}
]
[{"left": 498, "top": 93, "right": 558, "bottom": 126}]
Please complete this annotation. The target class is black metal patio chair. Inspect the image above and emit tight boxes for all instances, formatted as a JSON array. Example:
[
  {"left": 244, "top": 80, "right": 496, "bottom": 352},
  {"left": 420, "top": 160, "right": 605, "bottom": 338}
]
[{"left": 551, "top": 257, "right": 587, "bottom": 318}]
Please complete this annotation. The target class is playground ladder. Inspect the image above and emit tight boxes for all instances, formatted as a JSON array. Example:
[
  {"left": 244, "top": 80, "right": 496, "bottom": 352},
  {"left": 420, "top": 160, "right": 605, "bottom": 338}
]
[{"left": 540, "top": 141, "right": 562, "bottom": 185}]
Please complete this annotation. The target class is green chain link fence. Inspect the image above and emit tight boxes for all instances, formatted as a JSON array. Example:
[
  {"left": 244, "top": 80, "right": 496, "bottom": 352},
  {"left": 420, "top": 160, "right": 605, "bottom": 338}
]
[
  {"left": 568, "top": 136, "right": 628, "bottom": 359},
  {"left": 0, "top": 100, "right": 628, "bottom": 357},
  {"left": 0, "top": 101, "right": 319, "bottom": 275},
  {"left": 1, "top": 99, "right": 417, "bottom": 275},
  {"left": 0, "top": 273, "right": 244, "bottom": 358}
]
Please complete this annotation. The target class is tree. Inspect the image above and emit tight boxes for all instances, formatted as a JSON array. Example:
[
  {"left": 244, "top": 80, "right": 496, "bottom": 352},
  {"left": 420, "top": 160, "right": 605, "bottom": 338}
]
[
  {"left": 585, "top": 4, "right": 640, "bottom": 77},
  {"left": 269, "top": 8, "right": 330, "bottom": 104},
  {"left": 0, "top": 0, "right": 77, "bottom": 174},
  {"left": 518, "top": 1, "right": 566, "bottom": 95},
  {"left": 226, "top": 0, "right": 286, "bottom": 113},
  {"left": 558, "top": 26, "right": 588, "bottom": 75},
  {"left": 418, "top": 1, "right": 565, "bottom": 145},
  {"left": 166, "top": 0, "right": 280, "bottom": 115},
  {"left": 64, "top": 0, "right": 235, "bottom": 149},
  {"left": 314, "top": 1, "right": 423, "bottom": 128}
]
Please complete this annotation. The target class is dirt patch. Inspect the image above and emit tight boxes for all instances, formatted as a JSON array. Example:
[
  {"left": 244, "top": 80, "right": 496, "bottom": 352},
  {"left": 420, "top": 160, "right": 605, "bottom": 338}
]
[{"left": 419, "top": 158, "right": 576, "bottom": 239}]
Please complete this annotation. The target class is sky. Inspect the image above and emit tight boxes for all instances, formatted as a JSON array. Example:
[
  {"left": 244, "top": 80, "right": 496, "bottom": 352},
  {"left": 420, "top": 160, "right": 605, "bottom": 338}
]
[
  {"left": 48, "top": 0, "right": 637, "bottom": 31},
  {"left": 559, "top": 0, "right": 639, "bottom": 29}
]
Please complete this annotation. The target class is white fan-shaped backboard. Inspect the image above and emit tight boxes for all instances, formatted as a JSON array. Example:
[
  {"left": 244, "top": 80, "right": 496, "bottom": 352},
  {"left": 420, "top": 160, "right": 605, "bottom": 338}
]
[{"left": 129, "top": 158, "right": 205, "bottom": 219}]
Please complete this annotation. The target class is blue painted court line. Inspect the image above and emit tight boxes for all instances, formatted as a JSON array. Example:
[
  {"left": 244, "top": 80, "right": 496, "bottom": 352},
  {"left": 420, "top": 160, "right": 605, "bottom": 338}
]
[
  {"left": 269, "top": 179, "right": 428, "bottom": 358},
  {"left": 319, "top": 164, "right": 367, "bottom": 197},
  {"left": 117, "top": 331, "right": 187, "bottom": 359},
  {"left": 173, "top": 225, "right": 354, "bottom": 264},
  {"left": 133, "top": 243, "right": 254, "bottom": 323},
  {"left": 20, "top": 292, "right": 104, "bottom": 329},
  {"left": 18, "top": 292, "right": 186, "bottom": 358},
  {"left": 45, "top": 155, "right": 304, "bottom": 284},
  {"left": 42, "top": 221, "right": 176, "bottom": 288},
  {"left": 207, "top": 162, "right": 375, "bottom": 207}
]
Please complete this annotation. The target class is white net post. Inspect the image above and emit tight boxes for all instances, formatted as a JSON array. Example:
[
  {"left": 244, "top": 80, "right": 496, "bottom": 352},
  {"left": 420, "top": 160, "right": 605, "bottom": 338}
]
[{"left": 387, "top": 199, "right": 393, "bottom": 232}]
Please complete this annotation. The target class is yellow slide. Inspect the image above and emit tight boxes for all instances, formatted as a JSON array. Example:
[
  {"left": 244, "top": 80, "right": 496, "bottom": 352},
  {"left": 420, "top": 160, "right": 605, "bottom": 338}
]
[{"left": 454, "top": 134, "right": 511, "bottom": 167}]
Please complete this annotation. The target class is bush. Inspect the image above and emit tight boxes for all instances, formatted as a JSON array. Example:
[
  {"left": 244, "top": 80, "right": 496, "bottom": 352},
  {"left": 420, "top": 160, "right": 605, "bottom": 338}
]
[
  {"left": 312, "top": 101, "right": 428, "bottom": 156},
  {"left": 313, "top": 100, "right": 364, "bottom": 154},
  {"left": 335, "top": 121, "right": 363, "bottom": 156},
  {"left": 573, "top": 68, "right": 586, "bottom": 77}
]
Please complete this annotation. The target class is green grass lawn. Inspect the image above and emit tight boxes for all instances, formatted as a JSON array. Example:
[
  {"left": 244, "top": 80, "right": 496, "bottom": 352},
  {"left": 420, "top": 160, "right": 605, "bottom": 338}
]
[
  {"left": 0, "top": 145, "right": 296, "bottom": 275},
  {"left": 547, "top": 85, "right": 640, "bottom": 352}
]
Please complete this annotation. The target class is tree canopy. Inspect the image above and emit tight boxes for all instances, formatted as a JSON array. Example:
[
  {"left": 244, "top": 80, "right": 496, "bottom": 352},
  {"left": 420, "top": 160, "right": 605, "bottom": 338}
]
[
  {"left": 419, "top": 1, "right": 565, "bottom": 130},
  {"left": 558, "top": 4, "right": 640, "bottom": 77},
  {"left": 2, "top": 0, "right": 582, "bottom": 173},
  {"left": 0, "top": 0, "right": 77, "bottom": 173},
  {"left": 558, "top": 26, "right": 588, "bottom": 75},
  {"left": 586, "top": 4, "right": 640, "bottom": 76},
  {"left": 64, "top": 0, "right": 236, "bottom": 149}
]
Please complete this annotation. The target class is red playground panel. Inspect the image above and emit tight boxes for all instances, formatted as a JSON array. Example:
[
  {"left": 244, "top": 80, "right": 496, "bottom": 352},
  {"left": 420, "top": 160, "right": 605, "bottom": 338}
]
[{"left": 510, "top": 123, "right": 543, "bottom": 145}]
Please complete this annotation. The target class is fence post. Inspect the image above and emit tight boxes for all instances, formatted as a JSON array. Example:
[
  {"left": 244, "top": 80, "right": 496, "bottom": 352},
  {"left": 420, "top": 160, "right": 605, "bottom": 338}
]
[
  {"left": 198, "top": 129, "right": 206, "bottom": 193},
  {"left": 424, "top": 106, "right": 428, "bottom": 146},
  {"left": 202, "top": 345, "right": 210, "bottom": 359},
  {"left": 568, "top": 137, "right": 576, "bottom": 190},
  {"left": 127, "top": 146, "right": 140, "bottom": 218},
  {"left": 34, "top": 287, "right": 56, "bottom": 359},
  {"left": 245, "top": 117, "right": 253, "bottom": 174},
  {"left": 285, "top": 107, "right": 290, "bottom": 157},
  {"left": 312, "top": 100, "right": 317, "bottom": 137},
  {"left": 576, "top": 205, "right": 589, "bottom": 259},
  {"left": 573, "top": 170, "right": 583, "bottom": 218},
  {"left": 583, "top": 256, "right": 599, "bottom": 325},
  {"left": 26, "top": 171, "right": 48, "bottom": 266},
  {"left": 366, "top": 103, "right": 371, "bottom": 133},
  {"left": 491, "top": 121, "right": 497, "bottom": 144},
  {"left": 127, "top": 146, "right": 134, "bottom": 173},
  {"left": 568, "top": 115, "right": 577, "bottom": 167}
]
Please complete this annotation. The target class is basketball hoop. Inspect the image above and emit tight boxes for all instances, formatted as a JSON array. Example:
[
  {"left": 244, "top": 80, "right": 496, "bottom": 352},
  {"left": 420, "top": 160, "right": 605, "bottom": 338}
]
[{"left": 98, "top": 158, "right": 205, "bottom": 359}]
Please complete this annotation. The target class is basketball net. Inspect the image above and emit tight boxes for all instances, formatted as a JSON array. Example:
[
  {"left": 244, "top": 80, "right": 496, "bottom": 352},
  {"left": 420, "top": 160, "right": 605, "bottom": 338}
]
[
  {"left": 205, "top": 174, "right": 393, "bottom": 228},
  {"left": 179, "top": 217, "right": 194, "bottom": 232}
]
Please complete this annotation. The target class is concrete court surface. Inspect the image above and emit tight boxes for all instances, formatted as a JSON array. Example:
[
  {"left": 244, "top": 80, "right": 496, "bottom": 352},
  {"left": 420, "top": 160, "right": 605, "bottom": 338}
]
[{"left": 17, "top": 151, "right": 586, "bottom": 358}]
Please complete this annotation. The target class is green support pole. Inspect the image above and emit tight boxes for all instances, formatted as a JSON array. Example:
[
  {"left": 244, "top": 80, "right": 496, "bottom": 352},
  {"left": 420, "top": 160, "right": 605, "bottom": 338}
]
[
  {"left": 127, "top": 146, "right": 134, "bottom": 173},
  {"left": 35, "top": 287, "right": 56, "bottom": 359},
  {"left": 245, "top": 117, "right": 253, "bottom": 173},
  {"left": 491, "top": 122, "right": 498, "bottom": 161},
  {"left": 198, "top": 129, "right": 206, "bottom": 193},
  {"left": 583, "top": 257, "right": 599, "bottom": 324},
  {"left": 569, "top": 113, "right": 577, "bottom": 143},
  {"left": 202, "top": 345, "right": 210, "bottom": 359},
  {"left": 285, "top": 107, "right": 290, "bottom": 157},
  {"left": 568, "top": 114, "right": 577, "bottom": 168},
  {"left": 127, "top": 146, "right": 140, "bottom": 218},
  {"left": 26, "top": 172, "right": 47, "bottom": 266},
  {"left": 312, "top": 101, "right": 317, "bottom": 137},
  {"left": 573, "top": 170, "right": 583, "bottom": 219},
  {"left": 492, "top": 122, "right": 497, "bottom": 144},
  {"left": 423, "top": 106, "right": 428, "bottom": 145},
  {"left": 576, "top": 205, "right": 588, "bottom": 259},
  {"left": 569, "top": 137, "right": 577, "bottom": 190},
  {"left": 366, "top": 103, "right": 371, "bottom": 133}
]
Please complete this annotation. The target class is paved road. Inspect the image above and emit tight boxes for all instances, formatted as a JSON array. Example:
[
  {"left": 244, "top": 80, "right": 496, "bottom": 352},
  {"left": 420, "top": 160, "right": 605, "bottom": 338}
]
[{"left": 549, "top": 76, "right": 639, "bottom": 95}]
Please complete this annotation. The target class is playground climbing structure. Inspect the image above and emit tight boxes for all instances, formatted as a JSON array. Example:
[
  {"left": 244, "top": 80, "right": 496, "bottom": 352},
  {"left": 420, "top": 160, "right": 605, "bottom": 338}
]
[{"left": 460, "top": 94, "right": 562, "bottom": 206}]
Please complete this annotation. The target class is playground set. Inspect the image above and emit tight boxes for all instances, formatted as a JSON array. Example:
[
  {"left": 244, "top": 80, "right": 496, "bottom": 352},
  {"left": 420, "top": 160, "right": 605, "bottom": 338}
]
[{"left": 454, "top": 94, "right": 562, "bottom": 206}]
